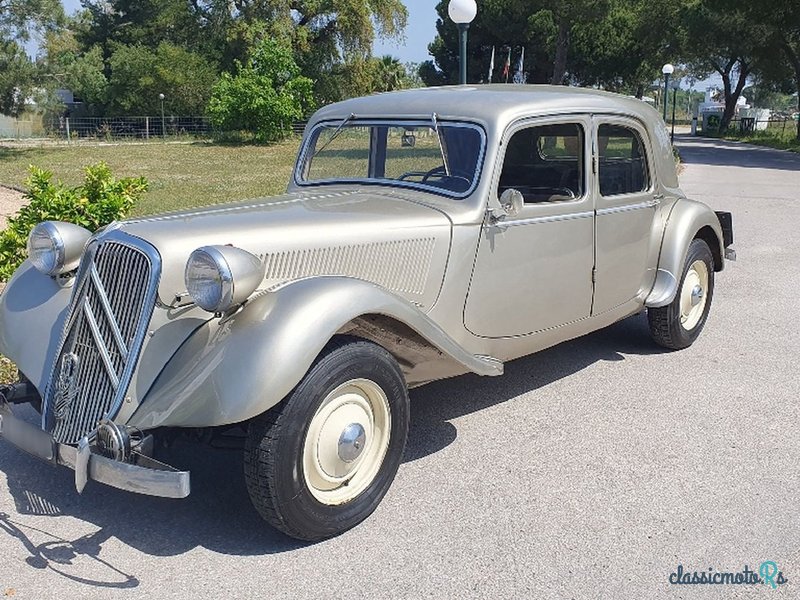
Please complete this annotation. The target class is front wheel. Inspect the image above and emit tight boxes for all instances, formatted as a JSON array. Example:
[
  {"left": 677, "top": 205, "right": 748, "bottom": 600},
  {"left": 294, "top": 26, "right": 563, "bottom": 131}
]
[
  {"left": 244, "top": 337, "right": 409, "bottom": 541},
  {"left": 648, "top": 238, "right": 715, "bottom": 350}
]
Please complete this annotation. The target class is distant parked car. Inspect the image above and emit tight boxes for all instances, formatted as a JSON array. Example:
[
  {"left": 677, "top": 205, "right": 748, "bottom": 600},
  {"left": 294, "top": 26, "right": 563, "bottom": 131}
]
[{"left": 0, "top": 85, "right": 735, "bottom": 541}]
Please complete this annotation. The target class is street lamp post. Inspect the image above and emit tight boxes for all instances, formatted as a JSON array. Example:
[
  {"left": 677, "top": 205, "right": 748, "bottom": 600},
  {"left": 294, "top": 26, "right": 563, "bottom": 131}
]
[
  {"left": 159, "top": 93, "right": 166, "bottom": 139},
  {"left": 661, "top": 63, "right": 674, "bottom": 121},
  {"left": 448, "top": 0, "right": 477, "bottom": 85}
]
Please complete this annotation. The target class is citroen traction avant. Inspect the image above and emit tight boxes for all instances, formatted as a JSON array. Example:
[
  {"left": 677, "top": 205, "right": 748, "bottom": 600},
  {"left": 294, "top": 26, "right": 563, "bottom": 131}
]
[{"left": 0, "top": 86, "right": 734, "bottom": 541}]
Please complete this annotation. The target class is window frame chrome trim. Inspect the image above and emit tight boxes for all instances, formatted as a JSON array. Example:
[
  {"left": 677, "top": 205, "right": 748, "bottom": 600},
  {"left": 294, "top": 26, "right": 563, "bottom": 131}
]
[{"left": 294, "top": 119, "right": 487, "bottom": 200}]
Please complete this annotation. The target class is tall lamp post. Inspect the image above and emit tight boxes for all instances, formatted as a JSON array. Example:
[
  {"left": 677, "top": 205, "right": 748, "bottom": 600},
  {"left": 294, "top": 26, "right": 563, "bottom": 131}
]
[
  {"left": 661, "top": 63, "right": 674, "bottom": 121},
  {"left": 159, "top": 93, "right": 166, "bottom": 139},
  {"left": 448, "top": 0, "right": 477, "bottom": 85}
]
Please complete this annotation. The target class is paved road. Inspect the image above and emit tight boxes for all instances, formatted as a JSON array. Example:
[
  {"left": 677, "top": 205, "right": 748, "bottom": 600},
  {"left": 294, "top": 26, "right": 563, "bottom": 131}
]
[{"left": 1, "top": 136, "right": 798, "bottom": 599}]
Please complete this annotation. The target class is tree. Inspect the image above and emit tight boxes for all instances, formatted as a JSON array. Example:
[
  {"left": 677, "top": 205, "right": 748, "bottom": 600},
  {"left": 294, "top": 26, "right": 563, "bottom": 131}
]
[
  {"left": 207, "top": 37, "right": 314, "bottom": 141},
  {"left": 43, "top": 29, "right": 108, "bottom": 108},
  {"left": 106, "top": 42, "right": 218, "bottom": 115},
  {"left": 0, "top": 0, "right": 64, "bottom": 116},
  {"left": 752, "top": 0, "right": 800, "bottom": 139},
  {"left": 0, "top": 0, "right": 64, "bottom": 39},
  {"left": 0, "top": 39, "right": 35, "bottom": 116},
  {"left": 679, "top": 0, "right": 768, "bottom": 131}
]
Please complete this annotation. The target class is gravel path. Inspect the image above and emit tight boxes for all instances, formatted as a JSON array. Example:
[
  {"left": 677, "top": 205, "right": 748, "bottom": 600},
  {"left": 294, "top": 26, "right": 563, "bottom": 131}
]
[{"left": 0, "top": 184, "right": 25, "bottom": 230}]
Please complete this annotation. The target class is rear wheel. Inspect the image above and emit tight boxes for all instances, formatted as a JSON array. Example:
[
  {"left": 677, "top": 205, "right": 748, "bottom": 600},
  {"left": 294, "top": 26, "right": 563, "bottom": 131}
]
[
  {"left": 648, "top": 238, "right": 715, "bottom": 350},
  {"left": 244, "top": 337, "right": 409, "bottom": 541}
]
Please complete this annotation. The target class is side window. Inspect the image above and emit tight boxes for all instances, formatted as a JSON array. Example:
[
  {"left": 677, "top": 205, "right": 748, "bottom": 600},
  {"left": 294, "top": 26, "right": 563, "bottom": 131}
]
[
  {"left": 597, "top": 124, "right": 650, "bottom": 196},
  {"left": 498, "top": 123, "right": 584, "bottom": 203}
]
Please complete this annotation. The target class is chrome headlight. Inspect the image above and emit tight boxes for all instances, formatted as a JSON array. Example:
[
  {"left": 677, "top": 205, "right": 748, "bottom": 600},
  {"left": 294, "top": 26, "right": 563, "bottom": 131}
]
[
  {"left": 185, "top": 245, "right": 265, "bottom": 313},
  {"left": 27, "top": 221, "right": 92, "bottom": 276}
]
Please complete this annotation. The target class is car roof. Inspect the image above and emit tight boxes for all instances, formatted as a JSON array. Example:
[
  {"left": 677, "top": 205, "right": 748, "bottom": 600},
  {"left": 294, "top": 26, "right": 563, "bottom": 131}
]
[{"left": 309, "top": 85, "right": 661, "bottom": 132}]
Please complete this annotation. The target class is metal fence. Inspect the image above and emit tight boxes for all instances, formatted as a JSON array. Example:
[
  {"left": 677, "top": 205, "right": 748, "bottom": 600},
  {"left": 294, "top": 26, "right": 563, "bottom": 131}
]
[
  {"left": 706, "top": 116, "right": 797, "bottom": 135},
  {"left": 45, "top": 116, "right": 213, "bottom": 141},
  {"left": 40, "top": 116, "right": 309, "bottom": 141}
]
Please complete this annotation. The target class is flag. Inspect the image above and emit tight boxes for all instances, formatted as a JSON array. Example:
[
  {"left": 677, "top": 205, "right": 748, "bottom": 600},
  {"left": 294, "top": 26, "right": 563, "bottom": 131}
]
[
  {"left": 514, "top": 47, "right": 525, "bottom": 84},
  {"left": 487, "top": 46, "right": 495, "bottom": 83},
  {"left": 502, "top": 47, "right": 511, "bottom": 82}
]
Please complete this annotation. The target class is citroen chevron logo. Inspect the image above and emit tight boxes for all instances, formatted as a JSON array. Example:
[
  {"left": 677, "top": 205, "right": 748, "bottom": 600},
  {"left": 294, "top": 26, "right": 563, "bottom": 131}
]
[{"left": 53, "top": 352, "right": 80, "bottom": 420}]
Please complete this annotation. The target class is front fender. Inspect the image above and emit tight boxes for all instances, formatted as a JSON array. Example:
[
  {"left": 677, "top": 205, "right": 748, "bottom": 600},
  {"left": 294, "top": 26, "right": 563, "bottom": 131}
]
[
  {"left": 128, "top": 277, "right": 502, "bottom": 430},
  {"left": 645, "top": 198, "right": 725, "bottom": 308},
  {"left": 0, "top": 260, "right": 72, "bottom": 392}
]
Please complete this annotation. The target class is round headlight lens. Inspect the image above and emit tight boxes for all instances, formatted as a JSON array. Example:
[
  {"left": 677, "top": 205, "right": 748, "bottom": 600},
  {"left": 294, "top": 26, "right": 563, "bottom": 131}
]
[
  {"left": 27, "top": 222, "right": 65, "bottom": 275},
  {"left": 185, "top": 247, "right": 233, "bottom": 313},
  {"left": 185, "top": 245, "right": 265, "bottom": 313}
]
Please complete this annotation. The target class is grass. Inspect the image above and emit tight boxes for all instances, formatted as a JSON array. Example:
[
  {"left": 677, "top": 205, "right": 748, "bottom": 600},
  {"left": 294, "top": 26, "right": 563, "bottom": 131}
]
[
  {"left": 0, "top": 138, "right": 302, "bottom": 217},
  {"left": 0, "top": 138, "right": 303, "bottom": 384},
  {"left": 719, "top": 125, "right": 800, "bottom": 153}
]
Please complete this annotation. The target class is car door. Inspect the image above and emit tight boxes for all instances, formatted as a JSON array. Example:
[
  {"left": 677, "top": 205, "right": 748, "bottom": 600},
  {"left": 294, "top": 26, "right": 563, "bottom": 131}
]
[
  {"left": 464, "top": 116, "right": 594, "bottom": 338},
  {"left": 592, "top": 117, "right": 659, "bottom": 315}
]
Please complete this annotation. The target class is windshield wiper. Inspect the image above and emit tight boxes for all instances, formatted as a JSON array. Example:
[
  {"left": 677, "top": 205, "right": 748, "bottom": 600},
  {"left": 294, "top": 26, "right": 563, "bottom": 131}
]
[
  {"left": 431, "top": 112, "right": 450, "bottom": 176},
  {"left": 311, "top": 112, "right": 356, "bottom": 159}
]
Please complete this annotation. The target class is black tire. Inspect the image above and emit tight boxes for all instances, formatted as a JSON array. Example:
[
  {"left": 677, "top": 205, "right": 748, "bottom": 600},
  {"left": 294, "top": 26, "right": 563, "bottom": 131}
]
[
  {"left": 244, "top": 336, "right": 409, "bottom": 541},
  {"left": 648, "top": 238, "right": 715, "bottom": 350}
]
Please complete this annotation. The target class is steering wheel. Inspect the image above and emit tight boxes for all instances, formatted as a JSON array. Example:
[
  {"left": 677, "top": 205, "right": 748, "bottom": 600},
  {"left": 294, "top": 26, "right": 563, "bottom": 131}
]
[
  {"left": 420, "top": 166, "right": 447, "bottom": 183},
  {"left": 397, "top": 171, "right": 428, "bottom": 181}
]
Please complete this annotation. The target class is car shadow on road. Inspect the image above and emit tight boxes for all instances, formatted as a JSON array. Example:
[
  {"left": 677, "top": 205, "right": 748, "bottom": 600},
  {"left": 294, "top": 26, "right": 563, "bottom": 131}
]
[
  {"left": 675, "top": 134, "right": 800, "bottom": 171},
  {"left": 0, "top": 312, "right": 662, "bottom": 577}
]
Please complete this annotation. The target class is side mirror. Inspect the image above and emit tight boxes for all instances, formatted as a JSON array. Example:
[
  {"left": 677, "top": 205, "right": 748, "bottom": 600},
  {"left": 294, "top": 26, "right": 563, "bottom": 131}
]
[{"left": 498, "top": 188, "right": 524, "bottom": 219}]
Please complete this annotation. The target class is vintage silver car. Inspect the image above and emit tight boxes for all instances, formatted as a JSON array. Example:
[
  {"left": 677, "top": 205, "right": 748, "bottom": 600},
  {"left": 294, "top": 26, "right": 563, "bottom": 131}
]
[{"left": 0, "top": 85, "right": 734, "bottom": 541}]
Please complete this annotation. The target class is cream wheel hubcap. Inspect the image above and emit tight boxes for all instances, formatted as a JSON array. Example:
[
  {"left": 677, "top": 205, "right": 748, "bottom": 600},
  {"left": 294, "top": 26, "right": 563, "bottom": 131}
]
[
  {"left": 303, "top": 379, "right": 391, "bottom": 505},
  {"left": 679, "top": 259, "right": 709, "bottom": 330}
]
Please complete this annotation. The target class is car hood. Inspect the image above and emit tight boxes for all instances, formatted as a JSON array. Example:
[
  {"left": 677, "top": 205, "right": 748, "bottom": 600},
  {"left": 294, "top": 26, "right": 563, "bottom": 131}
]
[{"left": 118, "top": 187, "right": 453, "bottom": 311}]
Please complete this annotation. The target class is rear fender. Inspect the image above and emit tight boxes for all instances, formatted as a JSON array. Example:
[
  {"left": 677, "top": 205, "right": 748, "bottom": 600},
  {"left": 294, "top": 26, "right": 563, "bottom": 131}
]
[{"left": 645, "top": 199, "right": 725, "bottom": 308}]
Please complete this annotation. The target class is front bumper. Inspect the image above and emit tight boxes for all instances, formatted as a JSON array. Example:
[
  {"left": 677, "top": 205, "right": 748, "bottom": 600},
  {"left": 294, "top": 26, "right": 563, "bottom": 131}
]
[{"left": 0, "top": 400, "right": 190, "bottom": 499}]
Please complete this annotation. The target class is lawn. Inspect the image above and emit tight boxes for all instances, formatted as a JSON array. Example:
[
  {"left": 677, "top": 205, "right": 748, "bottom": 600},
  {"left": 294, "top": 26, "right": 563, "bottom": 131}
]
[
  {"left": 0, "top": 138, "right": 302, "bottom": 217},
  {"left": 720, "top": 124, "right": 800, "bottom": 153},
  {"left": 0, "top": 139, "right": 302, "bottom": 385}
]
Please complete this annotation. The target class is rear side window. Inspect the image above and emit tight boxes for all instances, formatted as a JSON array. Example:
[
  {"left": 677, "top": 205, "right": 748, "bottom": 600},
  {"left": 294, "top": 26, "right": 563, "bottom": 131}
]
[
  {"left": 597, "top": 124, "right": 649, "bottom": 196},
  {"left": 498, "top": 123, "right": 584, "bottom": 203}
]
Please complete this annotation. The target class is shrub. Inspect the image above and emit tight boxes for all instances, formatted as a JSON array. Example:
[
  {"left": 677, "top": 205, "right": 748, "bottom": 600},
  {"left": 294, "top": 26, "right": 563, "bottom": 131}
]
[
  {"left": 207, "top": 38, "right": 315, "bottom": 142},
  {"left": 0, "top": 163, "right": 147, "bottom": 281}
]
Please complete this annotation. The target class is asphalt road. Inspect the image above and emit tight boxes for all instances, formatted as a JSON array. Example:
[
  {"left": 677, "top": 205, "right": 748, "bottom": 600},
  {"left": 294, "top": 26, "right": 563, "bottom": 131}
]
[{"left": 1, "top": 136, "right": 798, "bottom": 599}]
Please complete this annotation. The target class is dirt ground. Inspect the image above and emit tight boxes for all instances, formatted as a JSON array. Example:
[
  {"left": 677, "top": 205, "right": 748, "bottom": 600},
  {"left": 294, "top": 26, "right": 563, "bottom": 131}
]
[{"left": 0, "top": 184, "right": 25, "bottom": 230}]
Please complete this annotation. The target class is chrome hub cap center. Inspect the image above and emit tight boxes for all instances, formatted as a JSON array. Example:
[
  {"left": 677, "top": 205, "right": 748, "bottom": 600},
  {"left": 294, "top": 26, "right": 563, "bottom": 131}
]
[
  {"left": 690, "top": 284, "right": 704, "bottom": 306},
  {"left": 338, "top": 422, "right": 367, "bottom": 463}
]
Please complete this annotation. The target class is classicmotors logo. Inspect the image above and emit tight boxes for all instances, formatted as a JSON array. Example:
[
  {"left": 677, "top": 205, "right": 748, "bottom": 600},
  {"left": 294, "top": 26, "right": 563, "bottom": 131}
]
[{"left": 669, "top": 562, "right": 788, "bottom": 589}]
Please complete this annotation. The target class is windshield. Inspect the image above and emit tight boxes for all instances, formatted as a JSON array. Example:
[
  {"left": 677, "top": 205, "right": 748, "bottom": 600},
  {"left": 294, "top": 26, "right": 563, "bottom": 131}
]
[{"left": 298, "top": 121, "right": 484, "bottom": 196}]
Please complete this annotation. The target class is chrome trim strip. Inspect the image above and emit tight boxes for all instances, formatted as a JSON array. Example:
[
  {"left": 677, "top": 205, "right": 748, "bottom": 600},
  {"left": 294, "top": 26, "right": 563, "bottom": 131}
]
[
  {"left": 501, "top": 210, "right": 594, "bottom": 227},
  {"left": 596, "top": 199, "right": 659, "bottom": 216},
  {"left": 90, "top": 264, "right": 129, "bottom": 360},
  {"left": 82, "top": 298, "right": 120, "bottom": 390}
]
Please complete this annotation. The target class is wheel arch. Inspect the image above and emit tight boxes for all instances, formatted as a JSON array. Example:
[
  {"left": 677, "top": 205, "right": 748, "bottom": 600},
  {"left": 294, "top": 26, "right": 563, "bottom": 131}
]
[
  {"left": 645, "top": 198, "right": 725, "bottom": 308},
  {"left": 128, "top": 277, "right": 502, "bottom": 430}
]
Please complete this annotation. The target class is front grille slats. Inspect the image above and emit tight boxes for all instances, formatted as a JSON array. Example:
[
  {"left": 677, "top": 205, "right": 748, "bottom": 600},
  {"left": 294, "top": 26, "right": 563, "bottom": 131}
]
[{"left": 47, "top": 238, "right": 158, "bottom": 445}]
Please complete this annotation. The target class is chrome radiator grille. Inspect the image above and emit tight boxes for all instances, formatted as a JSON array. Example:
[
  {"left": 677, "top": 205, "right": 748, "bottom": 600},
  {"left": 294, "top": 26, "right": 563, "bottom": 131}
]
[{"left": 47, "top": 236, "right": 159, "bottom": 444}]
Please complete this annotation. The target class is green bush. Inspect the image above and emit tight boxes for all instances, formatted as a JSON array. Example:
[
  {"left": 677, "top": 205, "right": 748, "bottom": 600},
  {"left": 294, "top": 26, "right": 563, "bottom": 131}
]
[
  {"left": 207, "top": 38, "right": 315, "bottom": 142},
  {"left": 0, "top": 163, "right": 147, "bottom": 281}
]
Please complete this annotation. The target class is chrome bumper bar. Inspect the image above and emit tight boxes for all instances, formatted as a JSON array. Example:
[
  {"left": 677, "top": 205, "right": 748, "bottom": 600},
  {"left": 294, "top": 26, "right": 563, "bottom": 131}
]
[{"left": 0, "top": 401, "right": 190, "bottom": 499}]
